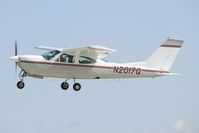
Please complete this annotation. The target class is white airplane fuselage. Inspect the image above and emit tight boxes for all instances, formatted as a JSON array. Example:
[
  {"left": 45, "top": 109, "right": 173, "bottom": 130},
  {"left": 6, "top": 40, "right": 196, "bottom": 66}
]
[{"left": 12, "top": 55, "right": 169, "bottom": 80}]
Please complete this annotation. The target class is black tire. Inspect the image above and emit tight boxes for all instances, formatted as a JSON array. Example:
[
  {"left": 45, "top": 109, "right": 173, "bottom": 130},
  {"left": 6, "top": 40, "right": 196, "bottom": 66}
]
[
  {"left": 17, "top": 81, "right": 25, "bottom": 89},
  {"left": 61, "top": 82, "right": 69, "bottom": 90},
  {"left": 73, "top": 83, "right": 81, "bottom": 91}
]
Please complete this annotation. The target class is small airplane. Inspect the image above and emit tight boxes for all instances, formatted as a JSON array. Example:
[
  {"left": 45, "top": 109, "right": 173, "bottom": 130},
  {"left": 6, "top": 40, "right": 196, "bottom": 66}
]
[{"left": 10, "top": 38, "right": 183, "bottom": 91}]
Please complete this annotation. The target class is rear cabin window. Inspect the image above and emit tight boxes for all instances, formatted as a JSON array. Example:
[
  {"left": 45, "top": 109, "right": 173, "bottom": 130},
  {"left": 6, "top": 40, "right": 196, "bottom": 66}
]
[{"left": 79, "top": 56, "right": 96, "bottom": 64}]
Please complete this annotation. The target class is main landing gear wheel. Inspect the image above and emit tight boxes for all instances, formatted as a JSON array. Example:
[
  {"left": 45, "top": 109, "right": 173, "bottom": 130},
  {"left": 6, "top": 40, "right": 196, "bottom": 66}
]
[
  {"left": 17, "top": 81, "right": 25, "bottom": 89},
  {"left": 61, "top": 82, "right": 69, "bottom": 90},
  {"left": 73, "top": 83, "right": 81, "bottom": 91}
]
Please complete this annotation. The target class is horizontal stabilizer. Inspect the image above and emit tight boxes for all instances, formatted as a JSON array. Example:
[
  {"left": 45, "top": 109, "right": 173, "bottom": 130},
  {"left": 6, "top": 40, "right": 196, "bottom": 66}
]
[
  {"left": 164, "top": 73, "right": 183, "bottom": 76},
  {"left": 155, "top": 73, "right": 183, "bottom": 76}
]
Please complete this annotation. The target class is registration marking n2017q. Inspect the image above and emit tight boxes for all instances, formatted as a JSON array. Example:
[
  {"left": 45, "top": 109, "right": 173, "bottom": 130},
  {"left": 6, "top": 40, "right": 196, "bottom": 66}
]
[{"left": 113, "top": 66, "right": 141, "bottom": 75}]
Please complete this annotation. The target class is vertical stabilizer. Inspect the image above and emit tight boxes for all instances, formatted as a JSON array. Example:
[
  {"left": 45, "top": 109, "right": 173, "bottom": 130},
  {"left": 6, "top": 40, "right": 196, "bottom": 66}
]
[{"left": 145, "top": 38, "right": 183, "bottom": 71}]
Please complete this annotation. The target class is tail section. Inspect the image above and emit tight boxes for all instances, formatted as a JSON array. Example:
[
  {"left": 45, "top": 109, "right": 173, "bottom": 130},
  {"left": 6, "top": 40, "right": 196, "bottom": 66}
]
[{"left": 145, "top": 38, "right": 183, "bottom": 71}]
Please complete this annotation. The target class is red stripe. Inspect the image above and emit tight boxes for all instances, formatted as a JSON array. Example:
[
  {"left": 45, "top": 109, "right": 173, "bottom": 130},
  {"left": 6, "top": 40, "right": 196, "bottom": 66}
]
[
  {"left": 20, "top": 60, "right": 113, "bottom": 69},
  {"left": 20, "top": 60, "right": 170, "bottom": 73},
  {"left": 161, "top": 44, "right": 181, "bottom": 48}
]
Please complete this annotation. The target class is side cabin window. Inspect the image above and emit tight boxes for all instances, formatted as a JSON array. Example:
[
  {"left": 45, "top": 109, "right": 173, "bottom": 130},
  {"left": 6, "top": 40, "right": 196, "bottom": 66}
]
[
  {"left": 79, "top": 56, "right": 96, "bottom": 64},
  {"left": 60, "top": 54, "right": 74, "bottom": 63}
]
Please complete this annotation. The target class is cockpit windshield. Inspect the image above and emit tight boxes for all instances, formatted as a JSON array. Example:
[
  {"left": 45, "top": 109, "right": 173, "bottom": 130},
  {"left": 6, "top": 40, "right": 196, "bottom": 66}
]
[{"left": 42, "top": 50, "right": 60, "bottom": 60}]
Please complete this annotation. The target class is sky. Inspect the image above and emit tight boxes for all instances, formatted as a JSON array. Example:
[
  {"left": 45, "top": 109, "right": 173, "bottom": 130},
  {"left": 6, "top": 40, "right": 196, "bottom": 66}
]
[{"left": 0, "top": 0, "right": 199, "bottom": 133}]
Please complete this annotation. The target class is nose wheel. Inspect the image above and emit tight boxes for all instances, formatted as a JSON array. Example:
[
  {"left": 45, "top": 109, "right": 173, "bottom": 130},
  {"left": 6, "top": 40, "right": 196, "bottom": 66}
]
[
  {"left": 16, "top": 70, "right": 27, "bottom": 89},
  {"left": 17, "top": 81, "right": 25, "bottom": 89}
]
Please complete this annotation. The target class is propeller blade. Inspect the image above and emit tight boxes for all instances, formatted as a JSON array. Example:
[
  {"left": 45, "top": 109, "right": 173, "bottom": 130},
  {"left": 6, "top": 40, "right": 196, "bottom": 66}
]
[
  {"left": 15, "top": 40, "right": 18, "bottom": 56},
  {"left": 15, "top": 62, "right": 17, "bottom": 74},
  {"left": 14, "top": 40, "right": 18, "bottom": 74}
]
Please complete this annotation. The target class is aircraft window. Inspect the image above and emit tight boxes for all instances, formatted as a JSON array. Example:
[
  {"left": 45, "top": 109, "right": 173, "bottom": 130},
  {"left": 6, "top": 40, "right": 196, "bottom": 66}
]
[
  {"left": 60, "top": 54, "right": 74, "bottom": 63},
  {"left": 42, "top": 50, "right": 60, "bottom": 60},
  {"left": 79, "top": 56, "right": 96, "bottom": 64}
]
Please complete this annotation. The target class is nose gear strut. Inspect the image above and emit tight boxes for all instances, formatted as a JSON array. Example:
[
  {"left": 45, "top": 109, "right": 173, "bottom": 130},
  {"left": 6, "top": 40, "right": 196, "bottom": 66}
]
[{"left": 16, "top": 70, "right": 28, "bottom": 89}]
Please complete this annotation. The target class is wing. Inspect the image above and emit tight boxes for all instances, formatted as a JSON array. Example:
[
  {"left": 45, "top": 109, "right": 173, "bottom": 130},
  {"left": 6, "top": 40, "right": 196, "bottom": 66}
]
[
  {"left": 62, "top": 45, "right": 116, "bottom": 59},
  {"left": 35, "top": 46, "right": 62, "bottom": 51}
]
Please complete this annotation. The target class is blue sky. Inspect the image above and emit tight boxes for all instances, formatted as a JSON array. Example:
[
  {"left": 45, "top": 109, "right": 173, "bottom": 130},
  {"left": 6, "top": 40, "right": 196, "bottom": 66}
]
[{"left": 1, "top": 0, "right": 199, "bottom": 133}]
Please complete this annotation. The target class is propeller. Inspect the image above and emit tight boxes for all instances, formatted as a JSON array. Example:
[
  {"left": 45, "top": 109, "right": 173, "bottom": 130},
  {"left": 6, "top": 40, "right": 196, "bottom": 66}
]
[
  {"left": 15, "top": 40, "right": 18, "bottom": 56},
  {"left": 15, "top": 40, "right": 18, "bottom": 74}
]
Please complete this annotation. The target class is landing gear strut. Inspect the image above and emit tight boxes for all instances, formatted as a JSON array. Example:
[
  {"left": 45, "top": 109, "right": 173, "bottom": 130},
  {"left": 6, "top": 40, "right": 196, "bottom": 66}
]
[{"left": 16, "top": 70, "right": 27, "bottom": 89}]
